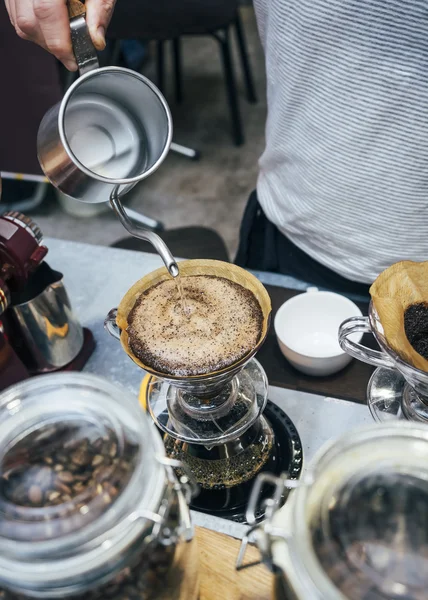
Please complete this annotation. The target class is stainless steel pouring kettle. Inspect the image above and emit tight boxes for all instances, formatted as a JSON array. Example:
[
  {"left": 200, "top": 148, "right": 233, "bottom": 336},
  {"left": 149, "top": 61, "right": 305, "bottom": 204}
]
[{"left": 37, "top": 0, "right": 179, "bottom": 277}]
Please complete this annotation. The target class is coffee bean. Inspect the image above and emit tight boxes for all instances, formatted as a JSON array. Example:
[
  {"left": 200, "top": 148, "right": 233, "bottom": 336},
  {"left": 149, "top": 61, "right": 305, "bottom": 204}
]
[
  {"left": 93, "top": 438, "right": 103, "bottom": 450},
  {"left": 71, "top": 450, "right": 91, "bottom": 467},
  {"left": 119, "top": 460, "right": 131, "bottom": 472},
  {"left": 94, "top": 465, "right": 115, "bottom": 483},
  {"left": 73, "top": 473, "right": 91, "bottom": 482},
  {"left": 109, "top": 443, "right": 117, "bottom": 458},
  {"left": 57, "top": 471, "right": 74, "bottom": 484},
  {"left": 54, "top": 481, "right": 72, "bottom": 495},
  {"left": 92, "top": 455, "right": 104, "bottom": 467},
  {"left": 64, "top": 439, "right": 81, "bottom": 451},
  {"left": 73, "top": 482, "right": 85, "bottom": 493},
  {"left": 102, "top": 482, "right": 118, "bottom": 498},
  {"left": 47, "top": 491, "right": 60, "bottom": 502}
]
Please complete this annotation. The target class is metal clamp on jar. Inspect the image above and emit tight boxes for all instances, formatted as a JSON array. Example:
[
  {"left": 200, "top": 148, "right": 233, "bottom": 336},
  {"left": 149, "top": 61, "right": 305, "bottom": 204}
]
[
  {"left": 0, "top": 373, "right": 199, "bottom": 599},
  {"left": 237, "top": 422, "right": 428, "bottom": 600}
]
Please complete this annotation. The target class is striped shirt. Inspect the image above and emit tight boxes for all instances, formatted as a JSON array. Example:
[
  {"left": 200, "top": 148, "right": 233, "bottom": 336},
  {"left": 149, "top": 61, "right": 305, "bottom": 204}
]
[{"left": 254, "top": 0, "right": 428, "bottom": 284}]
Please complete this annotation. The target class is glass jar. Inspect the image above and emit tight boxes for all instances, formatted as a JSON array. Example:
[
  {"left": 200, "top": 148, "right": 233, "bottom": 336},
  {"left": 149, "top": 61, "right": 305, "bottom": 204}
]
[
  {"left": 0, "top": 373, "right": 199, "bottom": 599},
  {"left": 238, "top": 422, "right": 428, "bottom": 600}
]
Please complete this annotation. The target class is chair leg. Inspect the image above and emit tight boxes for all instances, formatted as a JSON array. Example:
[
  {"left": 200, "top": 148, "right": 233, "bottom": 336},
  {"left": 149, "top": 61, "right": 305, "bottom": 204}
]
[
  {"left": 156, "top": 40, "right": 165, "bottom": 94},
  {"left": 0, "top": 181, "right": 49, "bottom": 213},
  {"left": 172, "top": 38, "right": 183, "bottom": 104},
  {"left": 234, "top": 11, "right": 257, "bottom": 103},
  {"left": 170, "top": 142, "right": 201, "bottom": 160},
  {"left": 215, "top": 28, "right": 244, "bottom": 146}
]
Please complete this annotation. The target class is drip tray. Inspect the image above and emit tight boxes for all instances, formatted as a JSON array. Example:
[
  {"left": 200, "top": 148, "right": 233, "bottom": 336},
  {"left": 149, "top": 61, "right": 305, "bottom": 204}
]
[{"left": 190, "top": 401, "right": 303, "bottom": 524}]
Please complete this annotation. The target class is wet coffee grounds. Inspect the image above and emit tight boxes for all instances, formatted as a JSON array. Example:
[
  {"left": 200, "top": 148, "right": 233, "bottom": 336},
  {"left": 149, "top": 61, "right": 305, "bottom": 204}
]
[
  {"left": 404, "top": 302, "right": 428, "bottom": 360},
  {"left": 127, "top": 275, "right": 263, "bottom": 376}
]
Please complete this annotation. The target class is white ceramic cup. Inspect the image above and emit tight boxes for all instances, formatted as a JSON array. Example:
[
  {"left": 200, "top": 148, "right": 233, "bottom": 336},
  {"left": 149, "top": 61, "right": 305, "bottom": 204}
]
[{"left": 274, "top": 287, "right": 363, "bottom": 376}]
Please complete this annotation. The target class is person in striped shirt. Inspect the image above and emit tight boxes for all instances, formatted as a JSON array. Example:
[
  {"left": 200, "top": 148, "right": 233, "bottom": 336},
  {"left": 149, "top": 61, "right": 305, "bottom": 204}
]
[{"left": 6, "top": 0, "right": 428, "bottom": 295}]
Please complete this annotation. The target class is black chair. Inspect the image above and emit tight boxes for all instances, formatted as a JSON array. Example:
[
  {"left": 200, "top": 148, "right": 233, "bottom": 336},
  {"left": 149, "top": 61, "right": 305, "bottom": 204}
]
[
  {"left": 112, "top": 226, "right": 230, "bottom": 262},
  {"left": 107, "top": 1, "right": 257, "bottom": 146}
]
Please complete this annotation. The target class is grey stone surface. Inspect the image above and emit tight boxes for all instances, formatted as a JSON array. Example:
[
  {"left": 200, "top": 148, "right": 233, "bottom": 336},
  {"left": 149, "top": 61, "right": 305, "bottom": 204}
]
[{"left": 29, "top": 7, "right": 266, "bottom": 259}]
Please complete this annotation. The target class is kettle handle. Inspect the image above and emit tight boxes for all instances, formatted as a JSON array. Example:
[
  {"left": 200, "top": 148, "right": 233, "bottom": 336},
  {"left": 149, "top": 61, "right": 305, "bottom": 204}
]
[{"left": 67, "top": 0, "right": 100, "bottom": 76}]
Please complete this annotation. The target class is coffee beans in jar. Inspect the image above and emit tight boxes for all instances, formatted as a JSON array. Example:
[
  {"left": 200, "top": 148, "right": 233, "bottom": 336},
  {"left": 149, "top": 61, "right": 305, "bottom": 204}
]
[
  {"left": 0, "top": 374, "right": 199, "bottom": 600},
  {"left": 0, "top": 422, "right": 137, "bottom": 539},
  {"left": 0, "top": 541, "right": 177, "bottom": 600}
]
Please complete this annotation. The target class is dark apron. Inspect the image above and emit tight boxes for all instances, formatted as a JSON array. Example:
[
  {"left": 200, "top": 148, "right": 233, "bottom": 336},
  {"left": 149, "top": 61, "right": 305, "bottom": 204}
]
[{"left": 235, "top": 191, "right": 370, "bottom": 298}]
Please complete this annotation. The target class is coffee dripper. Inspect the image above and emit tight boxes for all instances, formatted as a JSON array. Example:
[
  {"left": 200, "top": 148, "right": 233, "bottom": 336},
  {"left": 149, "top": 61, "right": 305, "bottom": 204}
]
[
  {"left": 37, "top": 0, "right": 178, "bottom": 278},
  {"left": 339, "top": 303, "right": 428, "bottom": 423},
  {"left": 105, "top": 260, "right": 303, "bottom": 521}
]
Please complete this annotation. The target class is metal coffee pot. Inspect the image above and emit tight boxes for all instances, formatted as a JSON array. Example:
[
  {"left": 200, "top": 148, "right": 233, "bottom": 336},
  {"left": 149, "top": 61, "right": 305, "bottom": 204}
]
[
  {"left": 37, "top": 0, "right": 178, "bottom": 277},
  {"left": 7, "top": 262, "right": 84, "bottom": 372}
]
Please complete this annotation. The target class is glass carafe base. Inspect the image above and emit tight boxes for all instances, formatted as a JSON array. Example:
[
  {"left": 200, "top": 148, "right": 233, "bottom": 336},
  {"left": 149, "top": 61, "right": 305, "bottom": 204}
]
[
  {"left": 368, "top": 367, "right": 428, "bottom": 423},
  {"left": 167, "top": 401, "right": 303, "bottom": 524}
]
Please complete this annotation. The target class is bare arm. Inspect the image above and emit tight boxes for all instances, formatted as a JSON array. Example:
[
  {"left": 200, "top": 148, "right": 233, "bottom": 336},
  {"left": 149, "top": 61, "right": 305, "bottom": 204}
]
[{"left": 4, "top": 0, "right": 115, "bottom": 71}]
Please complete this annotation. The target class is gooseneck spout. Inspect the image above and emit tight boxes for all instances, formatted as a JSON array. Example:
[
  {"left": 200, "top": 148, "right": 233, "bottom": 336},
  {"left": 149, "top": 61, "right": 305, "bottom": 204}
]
[{"left": 110, "top": 186, "right": 179, "bottom": 278}]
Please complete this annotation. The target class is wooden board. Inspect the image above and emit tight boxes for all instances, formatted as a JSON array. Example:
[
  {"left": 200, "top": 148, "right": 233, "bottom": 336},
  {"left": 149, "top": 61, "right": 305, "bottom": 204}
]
[{"left": 196, "top": 527, "right": 272, "bottom": 600}]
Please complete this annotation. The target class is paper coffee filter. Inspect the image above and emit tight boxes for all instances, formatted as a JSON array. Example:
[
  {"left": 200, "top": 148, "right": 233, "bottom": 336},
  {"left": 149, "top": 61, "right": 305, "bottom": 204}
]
[
  {"left": 370, "top": 260, "right": 428, "bottom": 371},
  {"left": 116, "top": 259, "right": 272, "bottom": 378}
]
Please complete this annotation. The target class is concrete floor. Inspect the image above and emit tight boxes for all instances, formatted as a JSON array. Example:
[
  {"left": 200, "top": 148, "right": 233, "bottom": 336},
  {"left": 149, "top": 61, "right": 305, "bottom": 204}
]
[{"left": 28, "top": 7, "right": 267, "bottom": 259}]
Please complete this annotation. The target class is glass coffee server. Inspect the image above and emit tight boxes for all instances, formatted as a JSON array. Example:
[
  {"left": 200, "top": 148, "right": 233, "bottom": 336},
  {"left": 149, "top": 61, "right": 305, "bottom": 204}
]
[{"left": 0, "top": 373, "right": 199, "bottom": 599}]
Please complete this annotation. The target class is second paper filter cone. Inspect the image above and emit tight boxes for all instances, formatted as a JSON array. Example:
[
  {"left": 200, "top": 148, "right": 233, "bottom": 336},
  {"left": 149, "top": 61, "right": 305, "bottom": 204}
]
[
  {"left": 116, "top": 259, "right": 272, "bottom": 379},
  {"left": 370, "top": 260, "right": 428, "bottom": 372}
]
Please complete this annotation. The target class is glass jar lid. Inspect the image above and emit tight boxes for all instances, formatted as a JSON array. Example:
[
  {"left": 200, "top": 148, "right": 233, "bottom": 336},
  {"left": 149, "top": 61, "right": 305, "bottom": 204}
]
[
  {"left": 0, "top": 373, "right": 166, "bottom": 596},
  {"left": 302, "top": 423, "right": 428, "bottom": 600}
]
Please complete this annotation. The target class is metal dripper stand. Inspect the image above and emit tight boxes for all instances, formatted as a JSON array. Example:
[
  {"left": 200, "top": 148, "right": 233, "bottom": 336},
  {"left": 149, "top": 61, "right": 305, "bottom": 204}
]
[{"left": 110, "top": 186, "right": 179, "bottom": 279}]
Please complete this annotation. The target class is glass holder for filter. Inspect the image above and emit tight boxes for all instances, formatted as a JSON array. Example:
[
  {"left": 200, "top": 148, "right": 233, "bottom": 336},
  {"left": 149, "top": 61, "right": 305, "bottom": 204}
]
[
  {"left": 339, "top": 302, "right": 428, "bottom": 423},
  {"left": 145, "top": 358, "right": 269, "bottom": 446}
]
